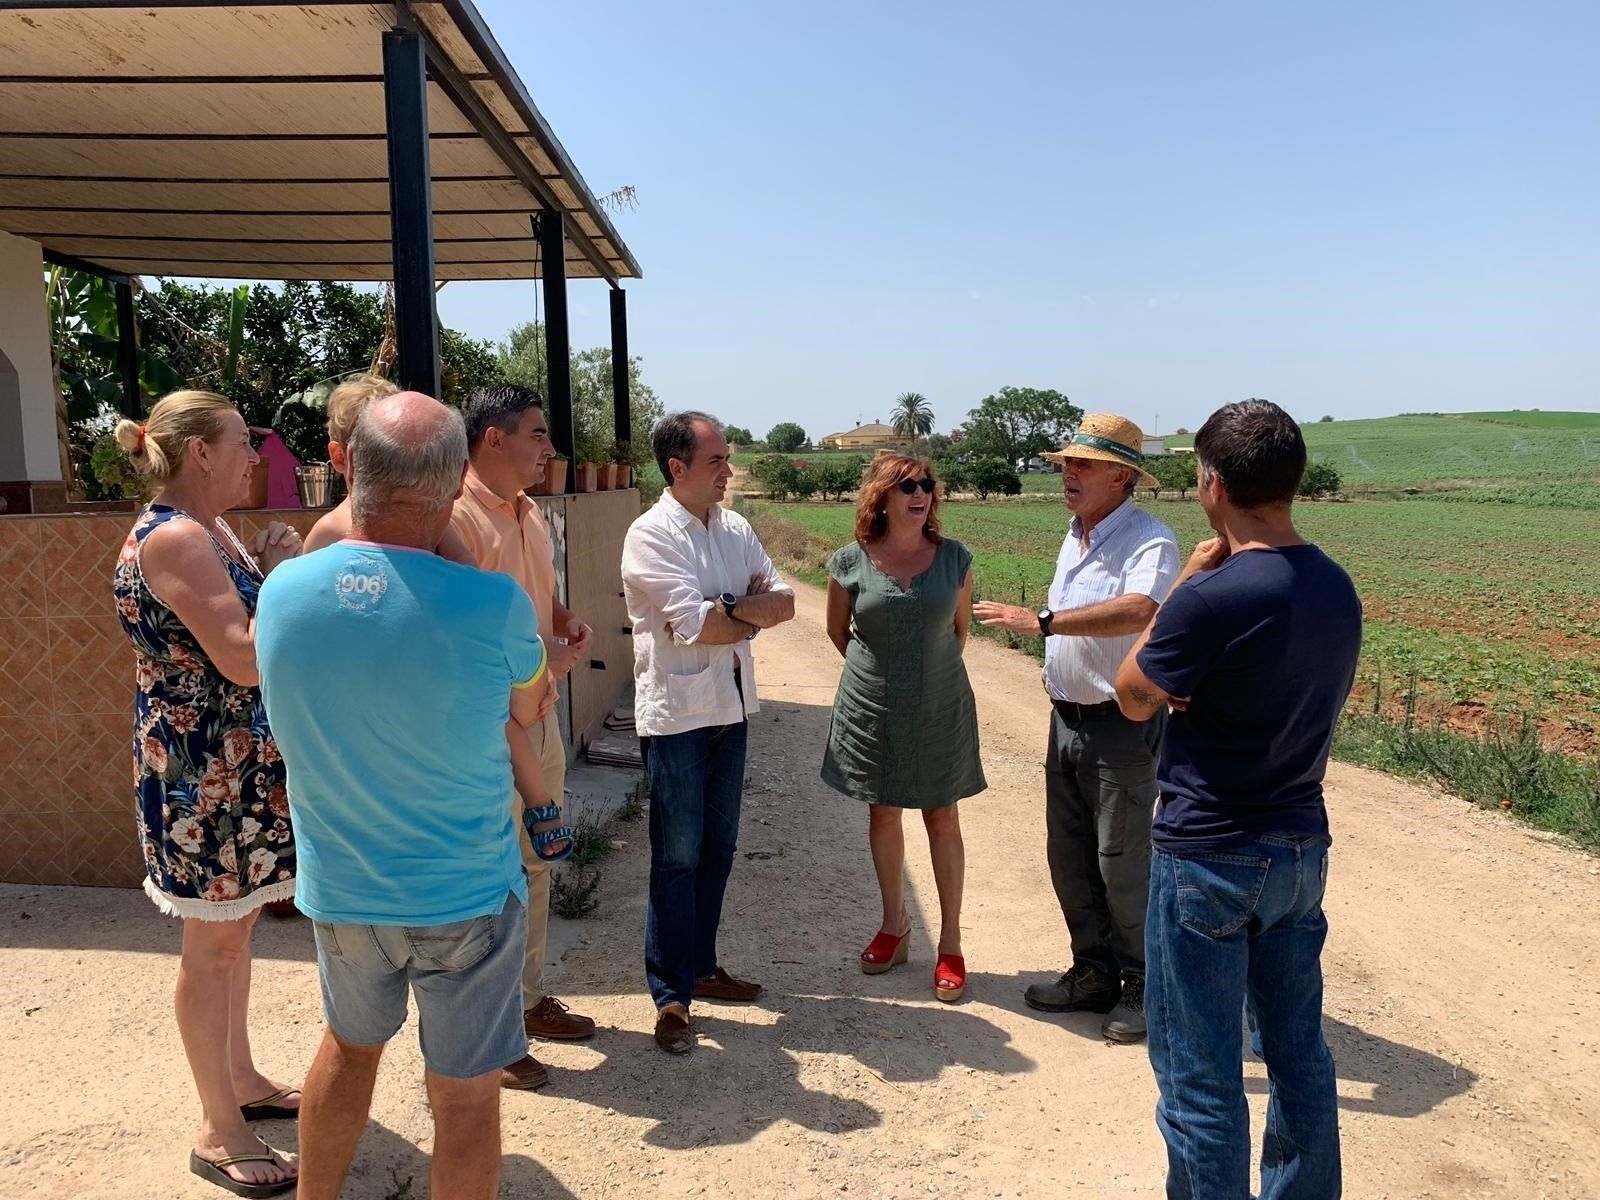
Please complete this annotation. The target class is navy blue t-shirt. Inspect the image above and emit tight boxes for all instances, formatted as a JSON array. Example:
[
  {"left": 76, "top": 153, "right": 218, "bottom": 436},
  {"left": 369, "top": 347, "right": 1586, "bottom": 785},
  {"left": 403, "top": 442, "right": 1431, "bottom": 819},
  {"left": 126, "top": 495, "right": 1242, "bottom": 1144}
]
[{"left": 1137, "top": 544, "right": 1361, "bottom": 853}]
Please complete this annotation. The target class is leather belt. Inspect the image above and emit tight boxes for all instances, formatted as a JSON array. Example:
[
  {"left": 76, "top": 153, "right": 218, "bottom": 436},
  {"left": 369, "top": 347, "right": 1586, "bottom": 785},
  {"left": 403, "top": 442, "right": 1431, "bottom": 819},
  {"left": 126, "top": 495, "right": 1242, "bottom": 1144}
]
[{"left": 1051, "top": 698, "right": 1123, "bottom": 722}]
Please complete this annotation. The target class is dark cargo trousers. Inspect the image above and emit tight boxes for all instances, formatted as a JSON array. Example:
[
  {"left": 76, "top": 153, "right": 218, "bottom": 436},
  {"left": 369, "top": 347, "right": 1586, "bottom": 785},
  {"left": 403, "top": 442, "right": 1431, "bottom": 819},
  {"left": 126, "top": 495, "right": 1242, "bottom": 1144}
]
[{"left": 1044, "top": 703, "right": 1166, "bottom": 978}]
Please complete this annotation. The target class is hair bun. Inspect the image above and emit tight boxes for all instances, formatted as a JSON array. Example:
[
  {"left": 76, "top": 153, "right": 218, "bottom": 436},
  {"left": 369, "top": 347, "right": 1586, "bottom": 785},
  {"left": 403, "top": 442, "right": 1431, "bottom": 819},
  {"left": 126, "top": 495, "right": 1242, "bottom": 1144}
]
[{"left": 113, "top": 418, "right": 146, "bottom": 455}]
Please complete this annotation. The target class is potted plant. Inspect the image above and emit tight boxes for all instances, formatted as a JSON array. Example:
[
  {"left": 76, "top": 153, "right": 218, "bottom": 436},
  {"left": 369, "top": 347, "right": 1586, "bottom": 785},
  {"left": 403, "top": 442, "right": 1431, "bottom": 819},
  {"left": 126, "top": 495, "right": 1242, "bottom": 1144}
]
[
  {"left": 574, "top": 460, "right": 598, "bottom": 493},
  {"left": 541, "top": 453, "right": 568, "bottom": 495},
  {"left": 574, "top": 424, "right": 611, "bottom": 495},
  {"left": 614, "top": 438, "right": 647, "bottom": 489}
]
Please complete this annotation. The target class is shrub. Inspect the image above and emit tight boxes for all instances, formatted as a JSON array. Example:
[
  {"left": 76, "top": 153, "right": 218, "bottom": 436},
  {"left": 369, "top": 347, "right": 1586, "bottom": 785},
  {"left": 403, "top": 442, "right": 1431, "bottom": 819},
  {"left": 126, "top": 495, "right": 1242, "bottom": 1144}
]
[
  {"left": 751, "top": 454, "right": 801, "bottom": 500},
  {"left": 1299, "top": 461, "right": 1342, "bottom": 498},
  {"left": 968, "top": 456, "right": 1022, "bottom": 500},
  {"left": 812, "top": 456, "right": 865, "bottom": 501}
]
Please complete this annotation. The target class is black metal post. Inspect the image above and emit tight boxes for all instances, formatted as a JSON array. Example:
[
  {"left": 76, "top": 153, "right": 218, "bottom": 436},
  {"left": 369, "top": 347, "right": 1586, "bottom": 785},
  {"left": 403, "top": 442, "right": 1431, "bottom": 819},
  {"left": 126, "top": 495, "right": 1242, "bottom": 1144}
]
[
  {"left": 536, "top": 210, "right": 574, "bottom": 487},
  {"left": 609, "top": 288, "right": 631, "bottom": 451},
  {"left": 382, "top": 25, "right": 441, "bottom": 397},
  {"left": 114, "top": 281, "right": 141, "bottom": 418}
]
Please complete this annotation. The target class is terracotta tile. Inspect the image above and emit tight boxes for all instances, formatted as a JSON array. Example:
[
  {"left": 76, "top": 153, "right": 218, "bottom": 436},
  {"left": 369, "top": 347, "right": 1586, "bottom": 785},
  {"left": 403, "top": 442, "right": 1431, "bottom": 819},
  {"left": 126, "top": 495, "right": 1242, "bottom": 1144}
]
[
  {"left": 0, "top": 520, "right": 47, "bottom": 619},
  {"left": 0, "top": 809, "right": 68, "bottom": 885},
  {"left": 0, "top": 716, "right": 61, "bottom": 813},
  {"left": 60, "top": 809, "right": 145, "bottom": 889},
  {"left": 56, "top": 712, "right": 134, "bottom": 813},
  {"left": 49, "top": 613, "right": 134, "bottom": 716},
  {"left": 0, "top": 617, "right": 53, "bottom": 719},
  {"left": 41, "top": 515, "right": 132, "bottom": 618}
]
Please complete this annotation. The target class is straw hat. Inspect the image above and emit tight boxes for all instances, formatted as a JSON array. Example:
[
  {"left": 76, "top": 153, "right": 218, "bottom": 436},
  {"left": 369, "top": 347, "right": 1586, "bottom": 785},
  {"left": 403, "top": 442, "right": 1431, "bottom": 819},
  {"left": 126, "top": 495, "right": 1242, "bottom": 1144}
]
[{"left": 1042, "top": 412, "right": 1158, "bottom": 488}]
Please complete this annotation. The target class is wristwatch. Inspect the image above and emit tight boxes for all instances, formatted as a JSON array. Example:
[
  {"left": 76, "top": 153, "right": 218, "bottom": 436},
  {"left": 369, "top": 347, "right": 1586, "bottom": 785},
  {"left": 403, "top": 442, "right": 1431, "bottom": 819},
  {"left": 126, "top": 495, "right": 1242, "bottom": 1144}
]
[
  {"left": 1037, "top": 607, "right": 1054, "bottom": 636},
  {"left": 720, "top": 591, "right": 739, "bottom": 619}
]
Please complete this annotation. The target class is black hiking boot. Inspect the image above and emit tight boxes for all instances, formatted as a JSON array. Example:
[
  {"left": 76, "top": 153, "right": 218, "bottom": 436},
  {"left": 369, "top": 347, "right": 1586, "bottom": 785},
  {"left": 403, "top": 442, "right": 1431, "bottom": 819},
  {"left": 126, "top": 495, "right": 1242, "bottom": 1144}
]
[
  {"left": 1101, "top": 972, "right": 1146, "bottom": 1044},
  {"left": 1023, "top": 961, "right": 1121, "bottom": 1014}
]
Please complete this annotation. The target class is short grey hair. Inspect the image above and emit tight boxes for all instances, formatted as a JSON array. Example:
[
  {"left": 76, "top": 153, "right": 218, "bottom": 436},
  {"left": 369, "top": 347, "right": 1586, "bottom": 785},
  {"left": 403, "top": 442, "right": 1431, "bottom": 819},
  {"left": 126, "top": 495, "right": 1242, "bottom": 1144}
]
[{"left": 348, "top": 401, "right": 467, "bottom": 522}]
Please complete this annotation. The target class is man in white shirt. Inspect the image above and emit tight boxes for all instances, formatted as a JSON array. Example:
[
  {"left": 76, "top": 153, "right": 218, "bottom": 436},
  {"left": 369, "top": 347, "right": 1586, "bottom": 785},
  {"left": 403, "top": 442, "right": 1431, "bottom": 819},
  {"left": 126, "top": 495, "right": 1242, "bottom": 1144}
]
[
  {"left": 621, "top": 411, "right": 795, "bottom": 1054},
  {"left": 974, "top": 413, "right": 1178, "bottom": 1044}
]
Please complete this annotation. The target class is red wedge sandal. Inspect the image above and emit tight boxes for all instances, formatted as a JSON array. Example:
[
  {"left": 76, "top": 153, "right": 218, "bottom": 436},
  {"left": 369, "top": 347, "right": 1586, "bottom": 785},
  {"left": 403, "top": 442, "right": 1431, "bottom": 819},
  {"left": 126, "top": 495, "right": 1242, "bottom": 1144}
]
[
  {"left": 934, "top": 954, "right": 966, "bottom": 1003},
  {"left": 859, "top": 929, "right": 911, "bottom": 975}
]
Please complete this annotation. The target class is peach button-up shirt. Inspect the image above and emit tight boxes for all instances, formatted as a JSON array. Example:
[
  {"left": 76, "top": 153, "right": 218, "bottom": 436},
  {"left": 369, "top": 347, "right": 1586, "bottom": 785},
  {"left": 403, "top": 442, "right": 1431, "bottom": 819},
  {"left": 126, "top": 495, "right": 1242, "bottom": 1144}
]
[{"left": 449, "top": 467, "right": 558, "bottom": 636}]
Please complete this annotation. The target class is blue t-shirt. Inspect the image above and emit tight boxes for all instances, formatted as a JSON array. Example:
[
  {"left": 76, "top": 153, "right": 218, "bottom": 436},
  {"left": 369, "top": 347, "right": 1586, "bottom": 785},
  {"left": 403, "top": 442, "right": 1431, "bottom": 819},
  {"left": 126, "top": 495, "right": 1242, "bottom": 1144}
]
[
  {"left": 1137, "top": 545, "right": 1361, "bottom": 853},
  {"left": 256, "top": 541, "right": 546, "bottom": 925}
]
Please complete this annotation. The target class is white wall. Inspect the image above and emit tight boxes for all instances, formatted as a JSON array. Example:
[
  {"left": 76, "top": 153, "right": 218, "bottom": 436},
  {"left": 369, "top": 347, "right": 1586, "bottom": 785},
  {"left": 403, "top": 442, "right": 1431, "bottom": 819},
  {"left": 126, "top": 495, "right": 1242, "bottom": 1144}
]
[{"left": 0, "top": 232, "right": 61, "bottom": 482}]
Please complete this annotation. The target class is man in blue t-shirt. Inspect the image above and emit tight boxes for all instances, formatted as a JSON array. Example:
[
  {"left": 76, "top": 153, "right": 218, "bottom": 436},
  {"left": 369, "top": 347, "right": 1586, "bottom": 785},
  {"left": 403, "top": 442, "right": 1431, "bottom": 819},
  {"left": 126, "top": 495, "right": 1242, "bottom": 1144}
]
[
  {"left": 256, "top": 392, "right": 550, "bottom": 1200},
  {"left": 1115, "top": 400, "right": 1361, "bottom": 1200}
]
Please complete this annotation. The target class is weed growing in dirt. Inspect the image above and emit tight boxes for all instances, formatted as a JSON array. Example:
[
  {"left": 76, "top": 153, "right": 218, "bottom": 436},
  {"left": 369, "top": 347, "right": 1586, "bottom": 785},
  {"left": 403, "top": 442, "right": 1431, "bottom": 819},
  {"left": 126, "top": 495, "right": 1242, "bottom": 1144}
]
[
  {"left": 551, "top": 862, "right": 602, "bottom": 919},
  {"left": 618, "top": 776, "right": 647, "bottom": 821}
]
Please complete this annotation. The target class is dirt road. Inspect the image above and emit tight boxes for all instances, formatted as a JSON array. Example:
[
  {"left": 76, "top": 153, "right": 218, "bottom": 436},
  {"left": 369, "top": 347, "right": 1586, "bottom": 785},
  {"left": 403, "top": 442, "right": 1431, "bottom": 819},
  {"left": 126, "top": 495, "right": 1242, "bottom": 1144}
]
[{"left": 3, "top": 580, "right": 1597, "bottom": 1198}]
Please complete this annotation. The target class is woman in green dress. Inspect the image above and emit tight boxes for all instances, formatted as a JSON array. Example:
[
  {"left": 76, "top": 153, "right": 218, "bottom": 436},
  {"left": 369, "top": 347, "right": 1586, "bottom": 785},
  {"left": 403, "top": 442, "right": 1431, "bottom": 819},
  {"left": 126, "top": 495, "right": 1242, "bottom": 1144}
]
[{"left": 823, "top": 454, "right": 986, "bottom": 1001}]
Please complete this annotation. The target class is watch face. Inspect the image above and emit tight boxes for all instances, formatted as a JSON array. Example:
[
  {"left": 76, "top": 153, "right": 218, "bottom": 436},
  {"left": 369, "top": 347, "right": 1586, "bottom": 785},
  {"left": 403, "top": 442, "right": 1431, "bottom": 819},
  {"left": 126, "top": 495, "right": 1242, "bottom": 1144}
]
[
  {"left": 1038, "top": 609, "right": 1052, "bottom": 621},
  {"left": 721, "top": 592, "right": 738, "bottom": 606}
]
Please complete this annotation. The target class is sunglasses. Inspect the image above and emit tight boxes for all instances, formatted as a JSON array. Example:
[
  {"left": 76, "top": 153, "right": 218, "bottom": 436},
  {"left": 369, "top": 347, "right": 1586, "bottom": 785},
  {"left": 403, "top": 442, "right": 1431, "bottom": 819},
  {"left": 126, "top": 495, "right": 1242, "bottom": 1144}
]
[{"left": 896, "top": 477, "right": 936, "bottom": 495}]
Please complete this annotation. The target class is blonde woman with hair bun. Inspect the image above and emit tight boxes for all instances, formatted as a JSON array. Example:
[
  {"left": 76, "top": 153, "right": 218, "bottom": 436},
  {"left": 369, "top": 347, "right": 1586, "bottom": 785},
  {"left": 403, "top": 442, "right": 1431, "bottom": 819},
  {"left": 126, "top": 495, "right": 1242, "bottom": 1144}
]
[{"left": 110, "top": 389, "right": 302, "bottom": 1196}]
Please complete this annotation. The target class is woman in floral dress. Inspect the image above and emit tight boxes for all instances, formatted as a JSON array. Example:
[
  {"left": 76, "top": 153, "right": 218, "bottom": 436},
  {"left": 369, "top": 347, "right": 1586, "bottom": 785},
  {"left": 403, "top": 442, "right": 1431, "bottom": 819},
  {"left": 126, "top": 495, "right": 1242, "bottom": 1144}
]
[{"left": 112, "top": 391, "right": 304, "bottom": 1197}]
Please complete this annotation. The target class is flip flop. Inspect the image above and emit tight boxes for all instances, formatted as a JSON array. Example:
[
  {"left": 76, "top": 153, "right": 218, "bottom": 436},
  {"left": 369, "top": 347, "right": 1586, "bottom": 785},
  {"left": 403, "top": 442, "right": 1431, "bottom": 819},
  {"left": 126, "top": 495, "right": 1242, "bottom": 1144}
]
[
  {"left": 188, "top": 1148, "right": 297, "bottom": 1198},
  {"left": 239, "top": 1086, "right": 300, "bottom": 1122}
]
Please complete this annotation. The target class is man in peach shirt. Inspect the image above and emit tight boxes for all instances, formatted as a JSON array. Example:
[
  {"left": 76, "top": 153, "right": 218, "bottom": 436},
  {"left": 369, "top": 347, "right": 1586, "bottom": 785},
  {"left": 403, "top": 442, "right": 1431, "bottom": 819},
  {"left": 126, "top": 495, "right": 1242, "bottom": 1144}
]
[{"left": 451, "top": 384, "right": 596, "bottom": 1091}]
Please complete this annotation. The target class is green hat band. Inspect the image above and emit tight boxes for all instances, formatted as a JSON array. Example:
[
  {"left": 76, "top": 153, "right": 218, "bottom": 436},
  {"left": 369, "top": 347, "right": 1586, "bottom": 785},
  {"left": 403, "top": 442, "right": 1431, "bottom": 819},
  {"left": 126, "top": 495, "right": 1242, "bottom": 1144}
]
[{"left": 1070, "top": 432, "right": 1143, "bottom": 464}]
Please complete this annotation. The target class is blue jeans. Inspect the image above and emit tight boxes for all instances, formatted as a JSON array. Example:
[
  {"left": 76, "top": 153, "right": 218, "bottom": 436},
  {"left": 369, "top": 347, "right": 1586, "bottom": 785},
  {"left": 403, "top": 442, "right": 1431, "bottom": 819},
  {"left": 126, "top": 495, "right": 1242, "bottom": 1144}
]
[
  {"left": 1146, "top": 835, "right": 1341, "bottom": 1200},
  {"left": 643, "top": 720, "right": 749, "bottom": 1009}
]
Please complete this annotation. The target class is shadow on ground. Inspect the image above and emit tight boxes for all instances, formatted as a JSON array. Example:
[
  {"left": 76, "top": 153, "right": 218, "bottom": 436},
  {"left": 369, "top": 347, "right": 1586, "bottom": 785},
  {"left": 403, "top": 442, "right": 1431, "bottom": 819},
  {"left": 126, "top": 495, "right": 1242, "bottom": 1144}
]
[{"left": 536, "top": 991, "right": 1033, "bottom": 1150}]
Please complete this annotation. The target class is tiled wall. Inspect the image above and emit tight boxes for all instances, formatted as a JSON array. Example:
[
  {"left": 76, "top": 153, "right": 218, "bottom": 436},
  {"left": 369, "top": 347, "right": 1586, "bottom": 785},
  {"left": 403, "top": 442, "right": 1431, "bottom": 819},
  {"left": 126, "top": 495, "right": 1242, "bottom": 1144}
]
[
  {"left": 0, "top": 509, "right": 318, "bottom": 889},
  {"left": 0, "top": 500, "right": 634, "bottom": 890}
]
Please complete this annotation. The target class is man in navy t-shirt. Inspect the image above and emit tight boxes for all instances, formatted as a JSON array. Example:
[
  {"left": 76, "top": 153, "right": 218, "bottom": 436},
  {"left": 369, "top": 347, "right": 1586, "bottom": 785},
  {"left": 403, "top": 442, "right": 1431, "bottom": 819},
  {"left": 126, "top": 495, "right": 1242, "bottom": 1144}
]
[{"left": 1116, "top": 400, "right": 1360, "bottom": 1200}]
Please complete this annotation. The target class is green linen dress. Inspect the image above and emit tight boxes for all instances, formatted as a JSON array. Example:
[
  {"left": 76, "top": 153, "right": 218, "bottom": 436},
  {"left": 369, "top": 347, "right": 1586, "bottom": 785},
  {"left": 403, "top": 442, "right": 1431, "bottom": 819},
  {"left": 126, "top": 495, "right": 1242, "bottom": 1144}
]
[{"left": 821, "top": 537, "right": 986, "bottom": 809}]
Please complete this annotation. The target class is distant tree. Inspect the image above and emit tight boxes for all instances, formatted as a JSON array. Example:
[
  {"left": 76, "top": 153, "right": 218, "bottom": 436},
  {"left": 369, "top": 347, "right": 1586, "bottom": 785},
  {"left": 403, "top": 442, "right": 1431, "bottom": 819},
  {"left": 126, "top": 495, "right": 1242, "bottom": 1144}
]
[
  {"left": 1148, "top": 454, "right": 1198, "bottom": 499},
  {"left": 724, "top": 425, "right": 754, "bottom": 446},
  {"left": 1318, "top": 414, "right": 1334, "bottom": 423},
  {"left": 813, "top": 456, "right": 866, "bottom": 501},
  {"left": 766, "top": 421, "right": 807, "bottom": 453},
  {"left": 1174, "top": 426, "right": 1190, "bottom": 435},
  {"left": 751, "top": 454, "right": 800, "bottom": 500},
  {"left": 891, "top": 391, "right": 935, "bottom": 438},
  {"left": 961, "top": 387, "right": 1082, "bottom": 467},
  {"left": 1299, "top": 461, "right": 1342, "bottom": 498},
  {"left": 933, "top": 454, "right": 970, "bottom": 497},
  {"left": 968, "top": 456, "right": 1023, "bottom": 500}
]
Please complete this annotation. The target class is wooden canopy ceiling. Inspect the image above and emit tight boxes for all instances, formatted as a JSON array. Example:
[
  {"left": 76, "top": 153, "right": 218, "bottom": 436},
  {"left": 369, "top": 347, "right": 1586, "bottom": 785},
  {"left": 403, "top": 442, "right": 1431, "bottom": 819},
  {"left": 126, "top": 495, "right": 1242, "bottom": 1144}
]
[{"left": 0, "top": 0, "right": 642, "bottom": 283}]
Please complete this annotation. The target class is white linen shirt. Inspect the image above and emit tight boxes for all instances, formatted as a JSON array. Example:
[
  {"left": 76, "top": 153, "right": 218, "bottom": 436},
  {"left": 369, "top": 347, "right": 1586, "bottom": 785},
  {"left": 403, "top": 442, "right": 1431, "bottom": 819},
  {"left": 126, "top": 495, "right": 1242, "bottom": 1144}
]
[
  {"left": 622, "top": 490, "right": 795, "bottom": 737},
  {"left": 1043, "top": 497, "right": 1180, "bottom": 704}
]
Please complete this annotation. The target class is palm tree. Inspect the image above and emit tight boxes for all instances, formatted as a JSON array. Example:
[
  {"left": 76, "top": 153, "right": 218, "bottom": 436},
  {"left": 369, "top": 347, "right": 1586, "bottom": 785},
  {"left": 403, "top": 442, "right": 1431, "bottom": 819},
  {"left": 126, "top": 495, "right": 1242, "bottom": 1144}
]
[{"left": 891, "top": 391, "right": 934, "bottom": 439}]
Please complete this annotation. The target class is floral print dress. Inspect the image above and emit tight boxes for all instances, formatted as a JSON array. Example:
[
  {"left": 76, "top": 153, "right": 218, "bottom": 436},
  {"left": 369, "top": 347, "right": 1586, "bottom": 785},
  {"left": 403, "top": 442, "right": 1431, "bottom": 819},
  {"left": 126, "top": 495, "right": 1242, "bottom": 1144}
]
[{"left": 113, "top": 505, "right": 296, "bottom": 920}]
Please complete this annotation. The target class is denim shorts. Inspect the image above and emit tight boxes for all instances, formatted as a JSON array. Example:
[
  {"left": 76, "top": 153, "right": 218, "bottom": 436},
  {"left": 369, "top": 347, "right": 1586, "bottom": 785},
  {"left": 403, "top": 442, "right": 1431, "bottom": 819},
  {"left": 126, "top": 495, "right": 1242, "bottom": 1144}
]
[{"left": 312, "top": 890, "right": 528, "bottom": 1080}]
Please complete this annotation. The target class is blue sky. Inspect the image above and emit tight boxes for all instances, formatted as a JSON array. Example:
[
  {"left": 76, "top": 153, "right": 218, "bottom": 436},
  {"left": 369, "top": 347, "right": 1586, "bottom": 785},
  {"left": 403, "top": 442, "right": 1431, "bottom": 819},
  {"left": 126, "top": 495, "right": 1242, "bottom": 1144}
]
[{"left": 441, "top": 1, "right": 1597, "bottom": 438}]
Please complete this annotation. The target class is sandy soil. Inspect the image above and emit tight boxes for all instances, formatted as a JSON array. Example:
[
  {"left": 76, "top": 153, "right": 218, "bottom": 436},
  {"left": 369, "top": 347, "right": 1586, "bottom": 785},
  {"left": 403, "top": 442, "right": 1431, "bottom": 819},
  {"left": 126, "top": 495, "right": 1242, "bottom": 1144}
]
[{"left": 3, "top": 579, "right": 1598, "bottom": 1199}]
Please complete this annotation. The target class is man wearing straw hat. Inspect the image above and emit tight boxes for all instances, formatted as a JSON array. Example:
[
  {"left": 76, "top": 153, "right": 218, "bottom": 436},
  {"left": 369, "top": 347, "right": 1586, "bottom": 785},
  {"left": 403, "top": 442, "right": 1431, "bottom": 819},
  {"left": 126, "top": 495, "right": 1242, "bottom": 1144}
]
[{"left": 975, "top": 412, "right": 1178, "bottom": 1043}]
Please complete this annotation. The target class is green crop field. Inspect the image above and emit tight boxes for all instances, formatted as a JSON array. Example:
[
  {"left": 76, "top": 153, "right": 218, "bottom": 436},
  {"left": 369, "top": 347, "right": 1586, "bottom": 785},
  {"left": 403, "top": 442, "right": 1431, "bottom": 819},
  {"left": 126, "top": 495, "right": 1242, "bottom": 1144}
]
[
  {"left": 1300, "top": 410, "right": 1600, "bottom": 490},
  {"left": 743, "top": 493, "right": 1600, "bottom": 754},
  {"left": 735, "top": 411, "right": 1600, "bottom": 497}
]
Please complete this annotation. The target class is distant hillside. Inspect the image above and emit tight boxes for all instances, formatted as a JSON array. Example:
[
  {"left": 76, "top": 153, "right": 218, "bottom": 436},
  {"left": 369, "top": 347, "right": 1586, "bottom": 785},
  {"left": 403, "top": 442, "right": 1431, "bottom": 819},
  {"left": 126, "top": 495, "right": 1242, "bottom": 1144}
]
[{"left": 1301, "top": 411, "right": 1600, "bottom": 489}]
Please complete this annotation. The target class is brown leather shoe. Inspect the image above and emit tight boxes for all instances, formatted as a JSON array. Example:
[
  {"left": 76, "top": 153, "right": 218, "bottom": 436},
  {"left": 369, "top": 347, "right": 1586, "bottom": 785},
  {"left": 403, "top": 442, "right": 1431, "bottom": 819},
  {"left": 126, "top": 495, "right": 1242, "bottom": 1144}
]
[
  {"left": 524, "top": 995, "right": 596, "bottom": 1041},
  {"left": 653, "top": 1006, "right": 694, "bottom": 1055},
  {"left": 499, "top": 1054, "right": 550, "bottom": 1090},
  {"left": 693, "top": 966, "right": 764, "bottom": 1003}
]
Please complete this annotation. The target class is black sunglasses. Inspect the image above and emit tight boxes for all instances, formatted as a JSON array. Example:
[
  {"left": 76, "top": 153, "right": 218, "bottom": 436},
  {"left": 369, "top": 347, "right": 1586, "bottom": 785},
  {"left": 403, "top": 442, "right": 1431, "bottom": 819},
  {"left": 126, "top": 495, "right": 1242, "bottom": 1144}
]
[{"left": 896, "top": 477, "right": 936, "bottom": 495}]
